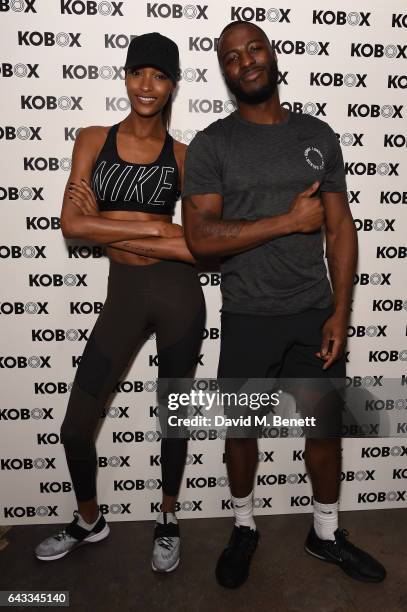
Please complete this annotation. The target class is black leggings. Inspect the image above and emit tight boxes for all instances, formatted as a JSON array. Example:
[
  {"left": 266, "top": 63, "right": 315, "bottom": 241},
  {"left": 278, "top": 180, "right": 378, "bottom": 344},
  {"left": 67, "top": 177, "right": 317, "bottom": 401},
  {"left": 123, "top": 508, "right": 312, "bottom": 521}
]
[{"left": 60, "top": 259, "right": 205, "bottom": 502}]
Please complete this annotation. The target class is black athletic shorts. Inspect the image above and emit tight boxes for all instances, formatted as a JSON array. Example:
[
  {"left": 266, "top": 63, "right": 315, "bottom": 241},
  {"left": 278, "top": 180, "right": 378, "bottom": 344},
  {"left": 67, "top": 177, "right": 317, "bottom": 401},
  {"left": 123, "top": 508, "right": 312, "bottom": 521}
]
[{"left": 217, "top": 306, "right": 346, "bottom": 438}]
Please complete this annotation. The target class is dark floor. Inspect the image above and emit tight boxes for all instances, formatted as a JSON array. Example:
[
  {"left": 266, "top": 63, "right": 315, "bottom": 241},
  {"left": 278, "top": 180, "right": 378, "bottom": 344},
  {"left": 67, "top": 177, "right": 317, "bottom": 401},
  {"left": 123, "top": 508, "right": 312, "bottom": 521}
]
[{"left": 1, "top": 509, "right": 406, "bottom": 612}]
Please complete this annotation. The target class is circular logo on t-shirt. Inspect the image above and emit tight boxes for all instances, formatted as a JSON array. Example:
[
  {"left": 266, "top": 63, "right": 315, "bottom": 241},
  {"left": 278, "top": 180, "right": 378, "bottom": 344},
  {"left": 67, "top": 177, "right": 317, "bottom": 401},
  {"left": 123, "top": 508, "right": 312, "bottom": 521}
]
[{"left": 304, "top": 146, "right": 325, "bottom": 170}]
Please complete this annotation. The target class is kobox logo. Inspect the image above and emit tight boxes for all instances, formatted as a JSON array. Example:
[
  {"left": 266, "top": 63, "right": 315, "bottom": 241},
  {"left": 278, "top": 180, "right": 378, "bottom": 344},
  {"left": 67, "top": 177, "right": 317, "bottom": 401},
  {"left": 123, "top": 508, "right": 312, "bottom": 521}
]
[
  {"left": 347, "top": 325, "right": 387, "bottom": 338},
  {"left": 310, "top": 72, "right": 366, "bottom": 87},
  {"left": 0, "top": 126, "right": 41, "bottom": 141},
  {"left": 32, "top": 329, "right": 89, "bottom": 342},
  {"left": 21, "top": 96, "right": 83, "bottom": 110},
  {"left": 0, "top": 186, "right": 44, "bottom": 201},
  {"left": 0, "top": 301, "right": 49, "bottom": 315},
  {"left": 179, "top": 68, "right": 207, "bottom": 83},
  {"left": 231, "top": 6, "right": 290, "bottom": 22},
  {"left": 24, "top": 158, "right": 71, "bottom": 171},
  {"left": 187, "top": 476, "right": 228, "bottom": 488},
  {"left": 63, "top": 65, "right": 124, "bottom": 80},
  {"left": 40, "top": 481, "right": 72, "bottom": 493},
  {"left": 351, "top": 43, "right": 407, "bottom": 59},
  {"left": 384, "top": 134, "right": 407, "bottom": 147},
  {"left": 18, "top": 31, "right": 81, "bottom": 47},
  {"left": 388, "top": 75, "right": 407, "bottom": 89},
  {"left": 361, "top": 445, "right": 407, "bottom": 458},
  {"left": 346, "top": 375, "right": 383, "bottom": 387},
  {"left": 69, "top": 301, "right": 103, "bottom": 315},
  {"left": 60, "top": 0, "right": 123, "bottom": 15},
  {"left": 373, "top": 299, "right": 407, "bottom": 312},
  {"left": 68, "top": 245, "right": 105, "bottom": 258},
  {"left": 281, "top": 101, "right": 327, "bottom": 116},
  {"left": 26, "top": 217, "right": 60, "bottom": 230},
  {"left": 0, "top": 407, "right": 53, "bottom": 420},
  {"left": 366, "top": 399, "right": 407, "bottom": 411},
  {"left": 380, "top": 191, "right": 407, "bottom": 204},
  {"left": 0, "top": 0, "right": 37, "bottom": 13},
  {"left": 0, "top": 457, "right": 56, "bottom": 470},
  {"left": 4, "top": 505, "right": 58, "bottom": 518},
  {"left": 188, "top": 99, "right": 236, "bottom": 114},
  {"left": 28, "top": 274, "right": 87, "bottom": 287},
  {"left": 189, "top": 37, "right": 218, "bottom": 51},
  {"left": 358, "top": 491, "right": 406, "bottom": 504},
  {"left": 0, "top": 355, "right": 50, "bottom": 369},
  {"left": 271, "top": 40, "right": 329, "bottom": 55},
  {"left": 146, "top": 3, "right": 208, "bottom": 19},
  {"left": 100, "top": 406, "right": 129, "bottom": 419},
  {"left": 369, "top": 350, "right": 407, "bottom": 363},
  {"left": 376, "top": 246, "right": 406, "bottom": 259},
  {"left": 34, "top": 381, "right": 73, "bottom": 395},
  {"left": 348, "top": 104, "right": 403, "bottom": 118},
  {"left": 341, "top": 470, "right": 375, "bottom": 481},
  {"left": 392, "top": 14, "right": 407, "bottom": 28},
  {"left": 104, "top": 33, "right": 136, "bottom": 48},
  {"left": 257, "top": 473, "right": 307, "bottom": 486},
  {"left": 114, "top": 478, "right": 162, "bottom": 491},
  {"left": 151, "top": 500, "right": 202, "bottom": 513},
  {"left": 0, "top": 62, "right": 39, "bottom": 78},
  {"left": 98, "top": 455, "right": 130, "bottom": 468},
  {"left": 313, "top": 10, "right": 370, "bottom": 26},
  {"left": 336, "top": 133, "right": 364, "bottom": 147},
  {"left": 345, "top": 162, "right": 399, "bottom": 176},
  {"left": 0, "top": 245, "right": 46, "bottom": 259},
  {"left": 354, "top": 218, "right": 395, "bottom": 231},
  {"left": 354, "top": 273, "right": 391, "bottom": 286}
]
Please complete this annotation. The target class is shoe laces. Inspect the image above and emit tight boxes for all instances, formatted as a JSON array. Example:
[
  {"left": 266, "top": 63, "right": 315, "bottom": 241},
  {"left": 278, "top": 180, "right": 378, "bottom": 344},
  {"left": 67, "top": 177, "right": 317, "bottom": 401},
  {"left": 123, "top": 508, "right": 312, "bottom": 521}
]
[
  {"left": 334, "top": 529, "right": 358, "bottom": 558},
  {"left": 54, "top": 510, "right": 79, "bottom": 542},
  {"left": 157, "top": 536, "right": 175, "bottom": 551}
]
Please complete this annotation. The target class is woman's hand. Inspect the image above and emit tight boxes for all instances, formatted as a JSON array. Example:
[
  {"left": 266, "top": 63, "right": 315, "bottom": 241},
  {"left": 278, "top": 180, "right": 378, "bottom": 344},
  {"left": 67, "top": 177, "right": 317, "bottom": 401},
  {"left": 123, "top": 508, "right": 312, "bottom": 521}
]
[{"left": 68, "top": 179, "right": 99, "bottom": 216}]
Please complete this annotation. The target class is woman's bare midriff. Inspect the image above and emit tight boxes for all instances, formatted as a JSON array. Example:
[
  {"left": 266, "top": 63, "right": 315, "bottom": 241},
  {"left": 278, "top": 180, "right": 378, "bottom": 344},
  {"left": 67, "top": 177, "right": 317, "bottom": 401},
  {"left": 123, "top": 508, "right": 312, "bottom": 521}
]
[{"left": 100, "top": 210, "right": 173, "bottom": 266}]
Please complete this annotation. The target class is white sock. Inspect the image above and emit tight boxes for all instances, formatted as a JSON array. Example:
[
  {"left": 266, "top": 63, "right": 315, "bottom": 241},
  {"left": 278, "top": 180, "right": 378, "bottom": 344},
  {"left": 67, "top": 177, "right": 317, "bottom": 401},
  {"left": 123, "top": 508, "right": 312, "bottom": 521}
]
[
  {"left": 77, "top": 510, "right": 100, "bottom": 531},
  {"left": 156, "top": 511, "right": 177, "bottom": 525},
  {"left": 231, "top": 491, "right": 256, "bottom": 531},
  {"left": 313, "top": 500, "right": 338, "bottom": 541}
]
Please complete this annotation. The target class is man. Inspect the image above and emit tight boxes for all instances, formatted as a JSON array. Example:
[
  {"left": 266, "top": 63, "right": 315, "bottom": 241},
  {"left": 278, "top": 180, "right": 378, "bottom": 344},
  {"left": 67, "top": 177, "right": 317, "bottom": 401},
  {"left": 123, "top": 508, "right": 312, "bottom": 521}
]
[{"left": 182, "top": 21, "right": 386, "bottom": 588}]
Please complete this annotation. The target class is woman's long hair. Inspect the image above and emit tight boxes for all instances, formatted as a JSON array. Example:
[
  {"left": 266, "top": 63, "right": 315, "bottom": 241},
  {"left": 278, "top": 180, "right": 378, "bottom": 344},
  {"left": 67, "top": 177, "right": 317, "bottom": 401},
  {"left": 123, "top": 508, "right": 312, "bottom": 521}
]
[{"left": 161, "top": 92, "right": 173, "bottom": 130}]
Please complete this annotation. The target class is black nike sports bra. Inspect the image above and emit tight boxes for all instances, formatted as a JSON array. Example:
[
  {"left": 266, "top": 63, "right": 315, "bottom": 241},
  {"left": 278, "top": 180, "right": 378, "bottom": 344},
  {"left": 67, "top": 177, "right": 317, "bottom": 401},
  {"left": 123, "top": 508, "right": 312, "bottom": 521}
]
[{"left": 91, "top": 123, "right": 179, "bottom": 215}]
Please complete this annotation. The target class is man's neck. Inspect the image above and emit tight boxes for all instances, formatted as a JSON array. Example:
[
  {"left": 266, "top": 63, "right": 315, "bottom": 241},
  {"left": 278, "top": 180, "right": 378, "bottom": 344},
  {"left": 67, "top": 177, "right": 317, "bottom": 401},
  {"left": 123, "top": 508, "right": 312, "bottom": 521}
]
[{"left": 237, "top": 94, "right": 288, "bottom": 125}]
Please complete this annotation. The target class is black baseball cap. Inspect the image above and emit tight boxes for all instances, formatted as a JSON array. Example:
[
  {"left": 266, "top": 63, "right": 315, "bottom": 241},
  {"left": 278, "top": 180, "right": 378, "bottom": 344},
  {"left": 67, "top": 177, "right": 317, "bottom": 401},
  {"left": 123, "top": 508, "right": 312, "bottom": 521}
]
[{"left": 124, "top": 32, "right": 180, "bottom": 83}]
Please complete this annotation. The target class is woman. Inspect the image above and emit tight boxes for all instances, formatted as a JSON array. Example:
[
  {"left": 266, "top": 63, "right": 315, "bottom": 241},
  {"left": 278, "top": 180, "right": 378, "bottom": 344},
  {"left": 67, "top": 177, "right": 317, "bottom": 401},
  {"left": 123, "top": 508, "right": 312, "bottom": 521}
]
[{"left": 35, "top": 33, "right": 205, "bottom": 573}]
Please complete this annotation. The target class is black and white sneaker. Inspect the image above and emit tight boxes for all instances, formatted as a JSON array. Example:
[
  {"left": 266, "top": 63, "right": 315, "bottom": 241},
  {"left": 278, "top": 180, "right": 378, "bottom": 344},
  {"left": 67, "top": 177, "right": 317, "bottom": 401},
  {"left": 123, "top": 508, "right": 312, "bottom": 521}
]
[
  {"left": 35, "top": 510, "right": 109, "bottom": 561},
  {"left": 305, "top": 526, "right": 386, "bottom": 582},
  {"left": 151, "top": 512, "right": 180, "bottom": 573},
  {"left": 215, "top": 525, "right": 260, "bottom": 589}
]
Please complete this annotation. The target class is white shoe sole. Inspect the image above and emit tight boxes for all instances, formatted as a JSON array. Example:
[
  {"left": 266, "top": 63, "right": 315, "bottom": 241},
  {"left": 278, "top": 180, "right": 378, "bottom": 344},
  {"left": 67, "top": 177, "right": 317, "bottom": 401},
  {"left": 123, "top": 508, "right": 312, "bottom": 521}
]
[
  {"left": 151, "top": 557, "right": 180, "bottom": 573},
  {"left": 35, "top": 523, "right": 110, "bottom": 561}
]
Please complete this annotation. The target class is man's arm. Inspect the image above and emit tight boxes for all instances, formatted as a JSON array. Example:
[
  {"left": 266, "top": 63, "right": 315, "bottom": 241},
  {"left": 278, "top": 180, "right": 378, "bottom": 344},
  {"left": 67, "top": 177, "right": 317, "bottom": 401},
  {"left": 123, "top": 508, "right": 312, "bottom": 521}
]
[
  {"left": 316, "top": 191, "right": 358, "bottom": 369},
  {"left": 182, "top": 182, "right": 323, "bottom": 259},
  {"left": 110, "top": 236, "right": 196, "bottom": 263}
]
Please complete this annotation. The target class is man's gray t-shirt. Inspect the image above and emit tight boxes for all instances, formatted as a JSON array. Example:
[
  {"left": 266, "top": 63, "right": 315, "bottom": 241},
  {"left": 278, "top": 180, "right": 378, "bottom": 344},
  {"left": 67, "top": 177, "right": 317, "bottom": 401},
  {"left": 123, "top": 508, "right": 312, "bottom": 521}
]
[{"left": 183, "top": 110, "right": 347, "bottom": 316}]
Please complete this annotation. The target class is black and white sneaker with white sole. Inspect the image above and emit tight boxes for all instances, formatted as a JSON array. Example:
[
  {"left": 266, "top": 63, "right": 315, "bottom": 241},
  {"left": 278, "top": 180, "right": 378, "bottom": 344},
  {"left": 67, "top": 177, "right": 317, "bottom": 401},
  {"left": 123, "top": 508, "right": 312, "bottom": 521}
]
[
  {"left": 151, "top": 512, "right": 180, "bottom": 573},
  {"left": 35, "top": 510, "right": 110, "bottom": 561},
  {"left": 305, "top": 526, "right": 386, "bottom": 582}
]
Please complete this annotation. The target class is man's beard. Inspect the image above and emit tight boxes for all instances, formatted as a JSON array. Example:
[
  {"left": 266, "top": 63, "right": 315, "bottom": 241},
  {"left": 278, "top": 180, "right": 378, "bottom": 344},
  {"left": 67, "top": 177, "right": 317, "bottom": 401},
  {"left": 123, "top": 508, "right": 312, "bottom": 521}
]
[{"left": 225, "top": 62, "right": 278, "bottom": 105}]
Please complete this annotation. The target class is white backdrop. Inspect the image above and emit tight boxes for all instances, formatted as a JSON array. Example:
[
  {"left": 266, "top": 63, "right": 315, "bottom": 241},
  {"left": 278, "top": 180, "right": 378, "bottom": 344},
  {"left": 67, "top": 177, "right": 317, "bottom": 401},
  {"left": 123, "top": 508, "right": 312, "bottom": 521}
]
[{"left": 0, "top": 0, "right": 406, "bottom": 524}]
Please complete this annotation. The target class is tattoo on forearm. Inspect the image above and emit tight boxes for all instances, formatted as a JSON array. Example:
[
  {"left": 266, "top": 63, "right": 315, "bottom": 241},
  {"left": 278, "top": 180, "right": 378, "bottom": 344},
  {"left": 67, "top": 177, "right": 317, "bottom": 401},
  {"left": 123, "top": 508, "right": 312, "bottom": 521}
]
[
  {"left": 114, "top": 241, "right": 155, "bottom": 255},
  {"left": 199, "top": 220, "right": 243, "bottom": 239}
]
